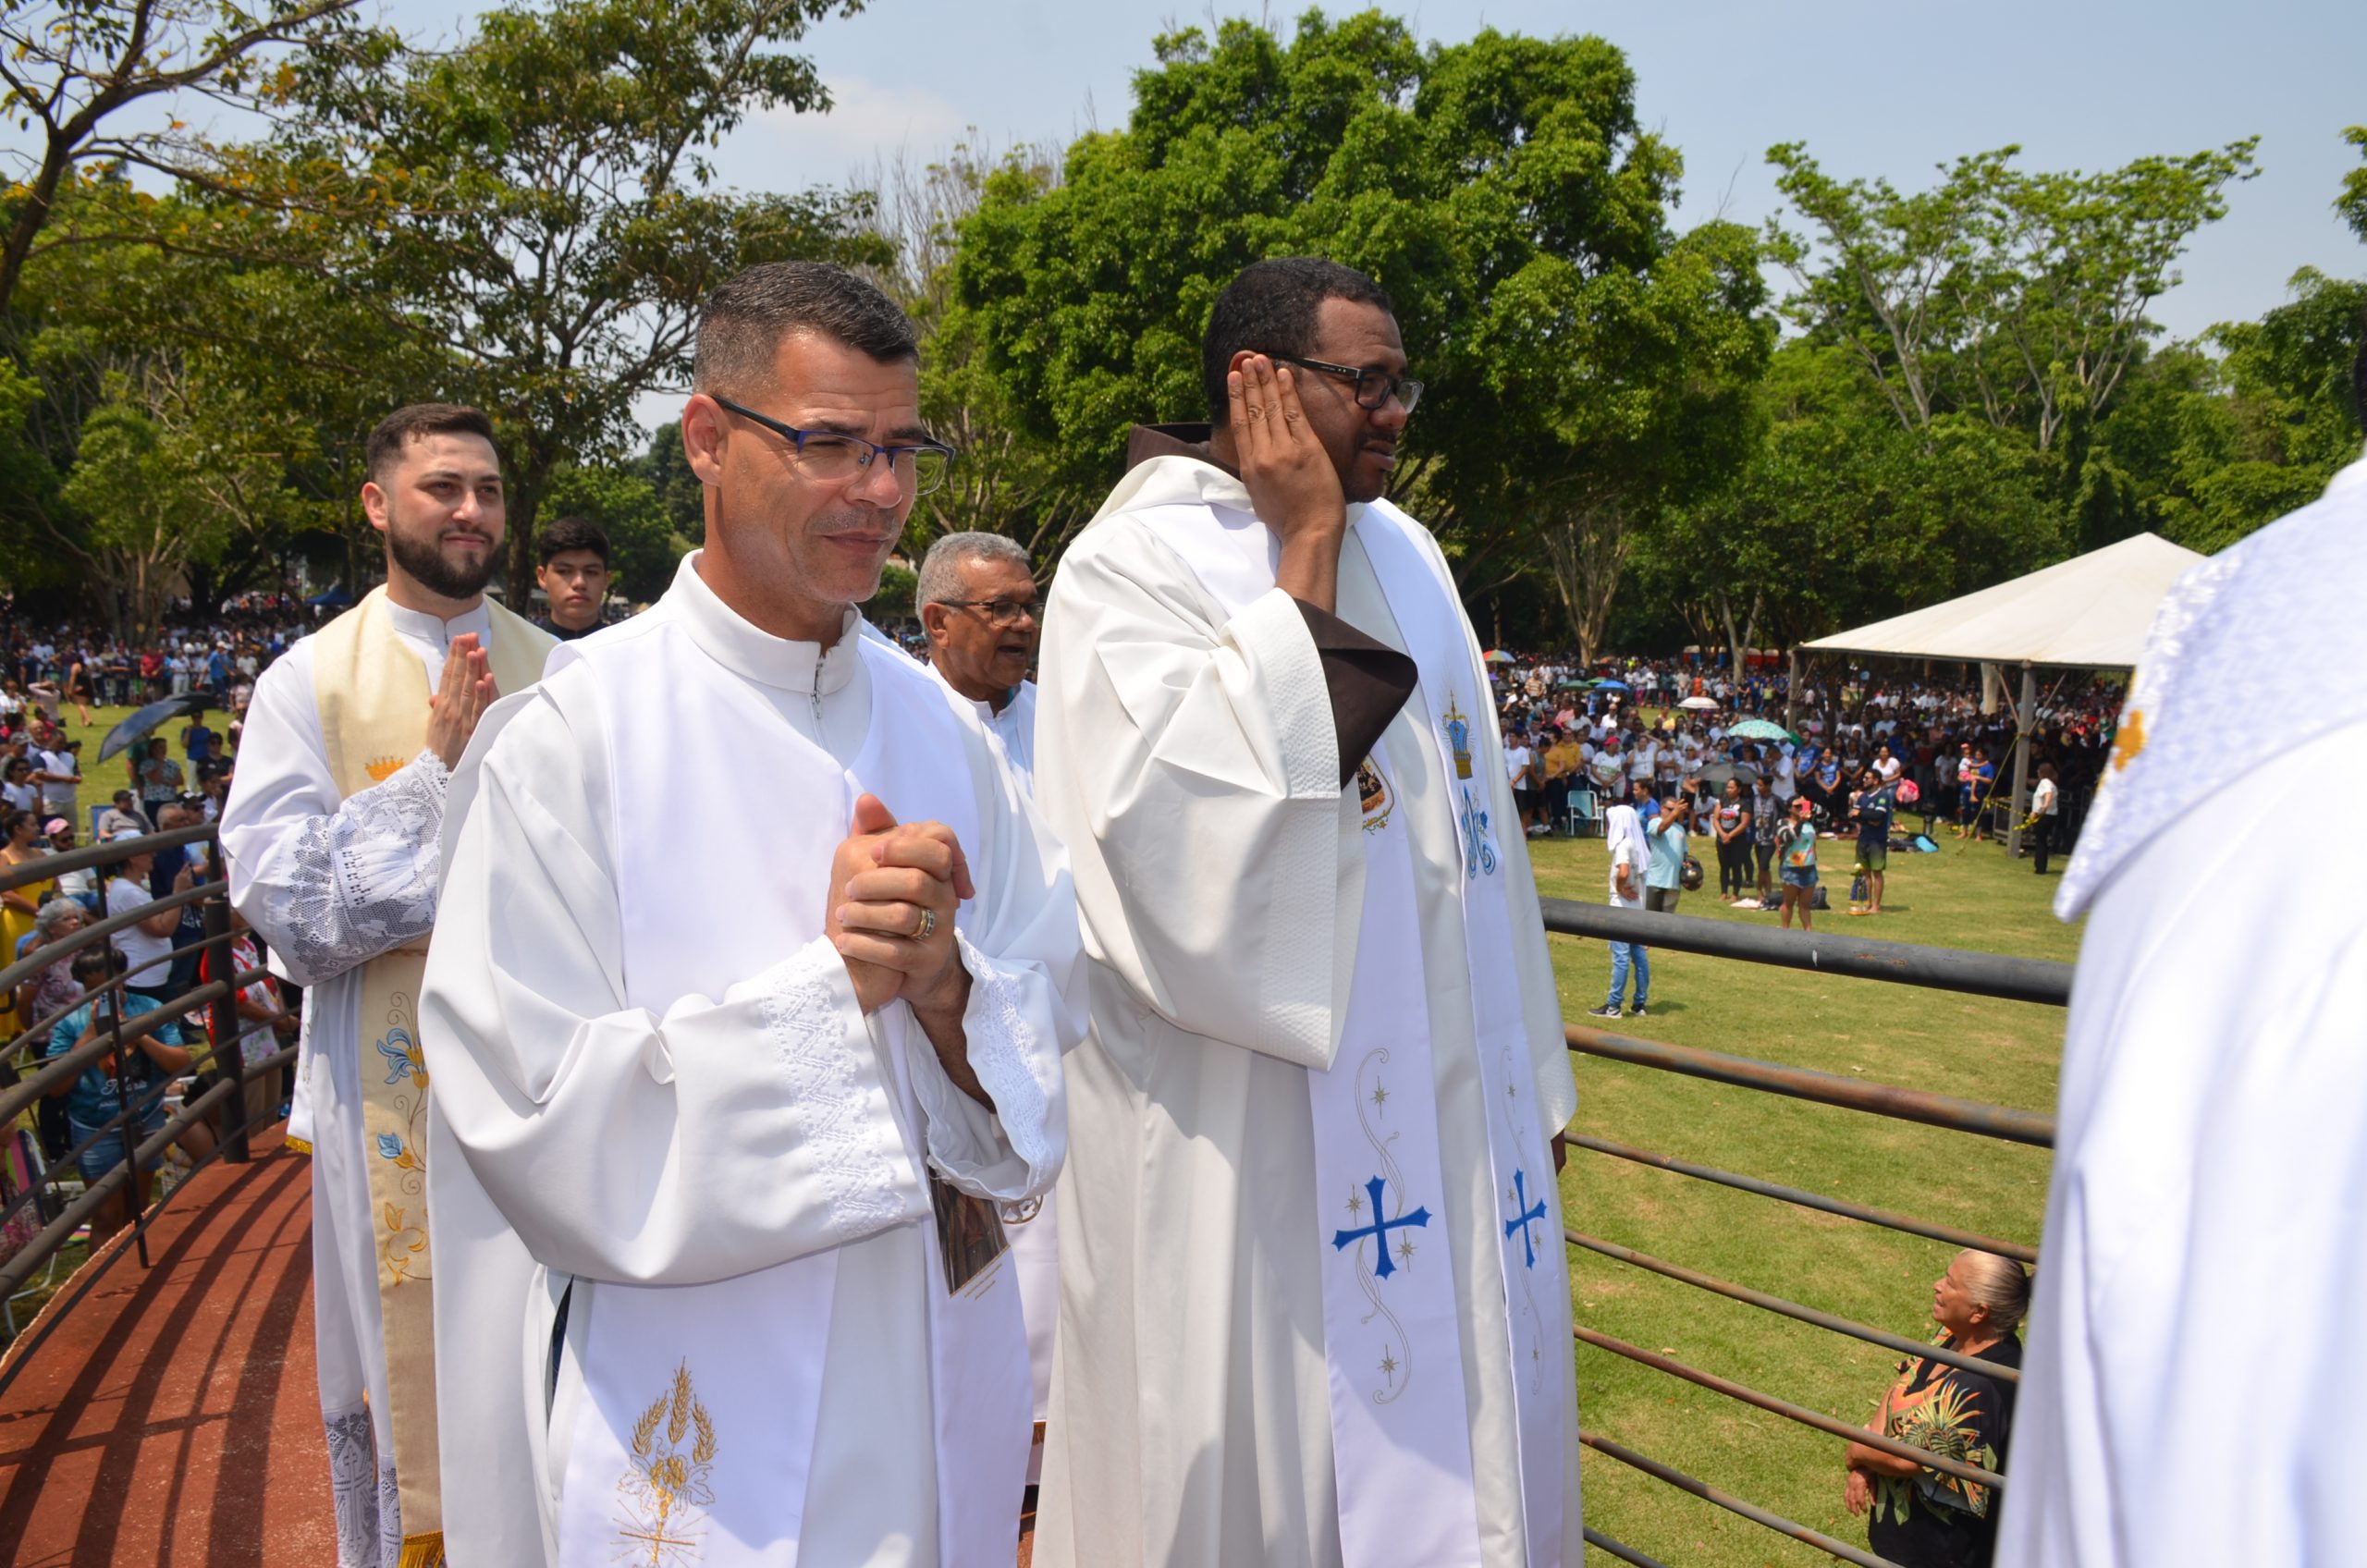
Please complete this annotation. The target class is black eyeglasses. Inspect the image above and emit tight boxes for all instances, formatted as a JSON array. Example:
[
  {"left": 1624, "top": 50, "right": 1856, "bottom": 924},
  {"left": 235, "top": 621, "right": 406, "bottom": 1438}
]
[
  {"left": 711, "top": 397, "right": 954, "bottom": 497},
  {"left": 938, "top": 597, "right": 1043, "bottom": 629},
  {"left": 1269, "top": 354, "right": 1425, "bottom": 415}
]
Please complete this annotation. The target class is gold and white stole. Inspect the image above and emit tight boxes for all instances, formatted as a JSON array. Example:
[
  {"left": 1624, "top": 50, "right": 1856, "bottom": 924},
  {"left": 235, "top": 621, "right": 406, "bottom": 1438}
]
[
  {"left": 312, "top": 585, "right": 552, "bottom": 1568},
  {"left": 1142, "top": 473, "right": 1571, "bottom": 1568}
]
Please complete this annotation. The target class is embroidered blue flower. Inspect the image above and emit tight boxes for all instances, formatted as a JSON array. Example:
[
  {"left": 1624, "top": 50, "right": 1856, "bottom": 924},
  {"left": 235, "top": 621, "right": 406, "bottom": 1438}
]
[
  {"left": 376, "top": 1133, "right": 404, "bottom": 1160},
  {"left": 376, "top": 1027, "right": 423, "bottom": 1087}
]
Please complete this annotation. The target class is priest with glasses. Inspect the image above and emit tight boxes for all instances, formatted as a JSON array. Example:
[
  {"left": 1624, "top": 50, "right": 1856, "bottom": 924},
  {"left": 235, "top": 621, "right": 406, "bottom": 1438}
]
[
  {"left": 1032, "top": 257, "right": 1581, "bottom": 1568},
  {"left": 423, "top": 262, "right": 1081, "bottom": 1568}
]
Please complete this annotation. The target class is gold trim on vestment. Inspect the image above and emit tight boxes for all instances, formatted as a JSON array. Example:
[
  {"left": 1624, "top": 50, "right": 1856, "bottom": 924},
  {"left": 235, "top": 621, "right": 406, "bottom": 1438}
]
[{"left": 311, "top": 587, "right": 552, "bottom": 1550}]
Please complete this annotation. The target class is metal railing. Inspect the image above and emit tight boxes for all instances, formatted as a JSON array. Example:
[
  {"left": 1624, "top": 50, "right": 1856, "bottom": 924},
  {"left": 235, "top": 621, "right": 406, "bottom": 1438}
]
[
  {"left": 1538, "top": 896, "right": 2064, "bottom": 1568},
  {"left": 0, "top": 824, "right": 294, "bottom": 1388}
]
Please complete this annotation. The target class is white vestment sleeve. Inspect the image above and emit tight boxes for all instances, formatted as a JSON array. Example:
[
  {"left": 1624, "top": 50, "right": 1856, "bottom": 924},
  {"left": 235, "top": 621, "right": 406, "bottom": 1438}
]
[
  {"left": 900, "top": 740, "right": 1083, "bottom": 1205},
  {"left": 422, "top": 711, "right": 933, "bottom": 1289},
  {"left": 1037, "top": 521, "right": 1350, "bottom": 1070},
  {"left": 220, "top": 655, "right": 450, "bottom": 986}
]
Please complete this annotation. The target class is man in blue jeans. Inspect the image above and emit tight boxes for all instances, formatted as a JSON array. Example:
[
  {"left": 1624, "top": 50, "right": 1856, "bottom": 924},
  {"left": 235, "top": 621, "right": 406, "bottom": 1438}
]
[{"left": 1588, "top": 778, "right": 1655, "bottom": 1019}]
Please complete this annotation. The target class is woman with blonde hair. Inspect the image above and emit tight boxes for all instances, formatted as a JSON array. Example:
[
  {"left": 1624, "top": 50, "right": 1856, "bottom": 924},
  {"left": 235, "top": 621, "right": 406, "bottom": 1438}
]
[{"left": 1845, "top": 1249, "right": 2030, "bottom": 1566}]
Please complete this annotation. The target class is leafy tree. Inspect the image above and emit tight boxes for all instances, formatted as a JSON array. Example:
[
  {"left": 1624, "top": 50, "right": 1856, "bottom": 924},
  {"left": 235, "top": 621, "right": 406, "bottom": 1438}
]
[
  {"left": 950, "top": 8, "right": 1766, "bottom": 631},
  {"left": 872, "top": 138, "right": 1094, "bottom": 568},
  {"left": 0, "top": 0, "right": 367, "bottom": 313},
  {"left": 633, "top": 422, "right": 707, "bottom": 549},
  {"left": 1638, "top": 341, "right": 2063, "bottom": 657},
  {"left": 214, "top": 0, "right": 884, "bottom": 602},
  {"left": 1768, "top": 140, "right": 2256, "bottom": 452},
  {"left": 2087, "top": 270, "right": 2367, "bottom": 554},
  {"left": 3, "top": 174, "right": 430, "bottom": 615},
  {"left": 2338, "top": 126, "right": 2367, "bottom": 246},
  {"left": 56, "top": 397, "right": 234, "bottom": 634},
  {"left": 541, "top": 459, "right": 683, "bottom": 605}
]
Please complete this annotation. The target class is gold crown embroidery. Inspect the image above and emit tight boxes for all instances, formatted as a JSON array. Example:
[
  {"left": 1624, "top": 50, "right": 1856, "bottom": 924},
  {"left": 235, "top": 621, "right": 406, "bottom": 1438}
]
[
  {"left": 617, "top": 1361, "right": 717, "bottom": 1565},
  {"left": 364, "top": 754, "right": 407, "bottom": 783}
]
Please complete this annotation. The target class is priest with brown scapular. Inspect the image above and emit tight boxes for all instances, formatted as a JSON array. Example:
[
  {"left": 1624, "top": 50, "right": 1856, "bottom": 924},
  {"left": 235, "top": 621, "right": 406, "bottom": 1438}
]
[{"left": 1033, "top": 259, "right": 1582, "bottom": 1568}]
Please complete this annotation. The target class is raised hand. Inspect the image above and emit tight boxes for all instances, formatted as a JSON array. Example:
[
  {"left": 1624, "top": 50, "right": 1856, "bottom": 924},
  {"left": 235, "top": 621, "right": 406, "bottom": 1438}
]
[
  {"left": 425, "top": 634, "right": 497, "bottom": 769},
  {"left": 1229, "top": 354, "right": 1346, "bottom": 546}
]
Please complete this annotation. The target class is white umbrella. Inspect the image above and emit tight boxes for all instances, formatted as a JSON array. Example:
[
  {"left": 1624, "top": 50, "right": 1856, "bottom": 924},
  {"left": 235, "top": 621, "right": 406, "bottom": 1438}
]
[{"left": 1678, "top": 695, "right": 1719, "bottom": 711}]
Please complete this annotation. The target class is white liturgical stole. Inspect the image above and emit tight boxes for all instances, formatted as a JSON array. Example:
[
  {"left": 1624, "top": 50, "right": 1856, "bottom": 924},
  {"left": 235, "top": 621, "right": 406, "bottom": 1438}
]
[
  {"left": 1147, "top": 486, "right": 1569, "bottom": 1568},
  {"left": 546, "top": 605, "right": 1028, "bottom": 1568}
]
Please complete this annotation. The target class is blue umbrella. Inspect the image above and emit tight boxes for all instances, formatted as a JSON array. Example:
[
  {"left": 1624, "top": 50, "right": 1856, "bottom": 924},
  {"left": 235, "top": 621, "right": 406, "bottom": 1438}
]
[
  {"left": 1593, "top": 679, "right": 1630, "bottom": 692},
  {"left": 96, "top": 692, "right": 208, "bottom": 763}
]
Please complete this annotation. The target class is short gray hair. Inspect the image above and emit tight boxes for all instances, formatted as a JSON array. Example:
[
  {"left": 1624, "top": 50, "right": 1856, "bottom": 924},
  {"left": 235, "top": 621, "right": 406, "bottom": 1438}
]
[
  {"left": 917, "top": 532, "right": 1033, "bottom": 609},
  {"left": 693, "top": 262, "right": 917, "bottom": 400},
  {"left": 34, "top": 897, "right": 85, "bottom": 936}
]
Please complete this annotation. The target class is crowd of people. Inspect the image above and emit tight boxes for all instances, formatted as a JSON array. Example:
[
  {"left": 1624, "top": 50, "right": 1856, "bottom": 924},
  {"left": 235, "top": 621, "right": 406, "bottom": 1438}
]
[{"left": 1, "top": 519, "right": 619, "bottom": 1259}]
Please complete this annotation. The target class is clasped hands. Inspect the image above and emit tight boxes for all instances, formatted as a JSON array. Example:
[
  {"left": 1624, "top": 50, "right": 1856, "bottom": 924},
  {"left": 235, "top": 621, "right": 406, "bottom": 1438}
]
[
  {"left": 825, "top": 793, "right": 974, "bottom": 1024},
  {"left": 425, "top": 634, "right": 497, "bottom": 770}
]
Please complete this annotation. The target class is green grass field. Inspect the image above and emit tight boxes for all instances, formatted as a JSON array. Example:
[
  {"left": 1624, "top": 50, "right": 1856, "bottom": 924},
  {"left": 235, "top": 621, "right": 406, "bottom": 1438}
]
[{"left": 1533, "top": 815, "right": 2076, "bottom": 1566}]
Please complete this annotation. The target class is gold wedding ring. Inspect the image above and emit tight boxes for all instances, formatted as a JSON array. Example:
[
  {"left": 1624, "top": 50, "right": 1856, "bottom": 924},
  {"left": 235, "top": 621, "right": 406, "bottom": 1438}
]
[{"left": 916, "top": 907, "right": 936, "bottom": 941}]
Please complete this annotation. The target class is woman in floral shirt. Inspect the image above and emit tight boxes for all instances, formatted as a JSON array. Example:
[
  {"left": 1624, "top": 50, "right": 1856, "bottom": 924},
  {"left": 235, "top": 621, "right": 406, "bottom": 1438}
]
[{"left": 1845, "top": 1249, "right": 2030, "bottom": 1566}]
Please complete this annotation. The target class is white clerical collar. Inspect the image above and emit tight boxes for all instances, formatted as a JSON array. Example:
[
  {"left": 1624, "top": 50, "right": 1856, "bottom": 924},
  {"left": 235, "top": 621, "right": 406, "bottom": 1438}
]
[
  {"left": 669, "top": 549, "right": 863, "bottom": 696},
  {"left": 382, "top": 595, "right": 491, "bottom": 655}
]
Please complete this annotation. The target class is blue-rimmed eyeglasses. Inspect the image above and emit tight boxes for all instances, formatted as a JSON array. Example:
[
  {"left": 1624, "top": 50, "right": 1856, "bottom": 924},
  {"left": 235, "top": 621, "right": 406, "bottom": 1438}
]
[{"left": 711, "top": 396, "right": 955, "bottom": 496}]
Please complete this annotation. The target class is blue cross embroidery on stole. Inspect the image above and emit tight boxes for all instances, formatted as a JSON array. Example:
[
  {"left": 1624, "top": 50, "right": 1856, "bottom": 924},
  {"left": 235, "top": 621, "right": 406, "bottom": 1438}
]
[
  {"left": 1503, "top": 1170, "right": 1548, "bottom": 1268},
  {"left": 1332, "top": 1176, "right": 1431, "bottom": 1280}
]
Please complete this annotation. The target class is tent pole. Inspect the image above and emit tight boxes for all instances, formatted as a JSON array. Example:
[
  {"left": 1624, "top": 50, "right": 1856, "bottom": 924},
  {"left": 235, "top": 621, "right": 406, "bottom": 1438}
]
[
  {"left": 2006, "top": 664, "right": 2035, "bottom": 859},
  {"left": 1784, "top": 648, "right": 1798, "bottom": 730}
]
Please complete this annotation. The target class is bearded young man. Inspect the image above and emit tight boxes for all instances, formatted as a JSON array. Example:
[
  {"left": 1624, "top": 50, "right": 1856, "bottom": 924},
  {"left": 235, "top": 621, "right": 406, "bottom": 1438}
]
[
  {"left": 1033, "top": 258, "right": 1581, "bottom": 1568},
  {"left": 420, "top": 263, "right": 1080, "bottom": 1568},
  {"left": 220, "top": 403, "right": 553, "bottom": 1568}
]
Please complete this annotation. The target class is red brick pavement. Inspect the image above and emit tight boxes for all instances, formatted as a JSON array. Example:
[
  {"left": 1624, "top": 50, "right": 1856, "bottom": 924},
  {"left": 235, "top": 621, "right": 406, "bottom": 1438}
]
[
  {"left": 0, "top": 1139, "right": 337, "bottom": 1567},
  {"left": 0, "top": 1136, "right": 1043, "bottom": 1567}
]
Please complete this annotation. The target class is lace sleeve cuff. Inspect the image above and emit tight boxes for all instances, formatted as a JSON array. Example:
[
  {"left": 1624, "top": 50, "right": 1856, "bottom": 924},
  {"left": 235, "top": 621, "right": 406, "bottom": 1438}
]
[
  {"left": 279, "top": 750, "right": 453, "bottom": 982},
  {"left": 906, "top": 927, "right": 1061, "bottom": 1204},
  {"left": 755, "top": 937, "right": 928, "bottom": 1245}
]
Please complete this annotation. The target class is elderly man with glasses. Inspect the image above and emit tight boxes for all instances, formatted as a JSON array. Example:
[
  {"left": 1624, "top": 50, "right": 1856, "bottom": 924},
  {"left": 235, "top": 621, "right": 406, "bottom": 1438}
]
[{"left": 918, "top": 531, "right": 1043, "bottom": 790}]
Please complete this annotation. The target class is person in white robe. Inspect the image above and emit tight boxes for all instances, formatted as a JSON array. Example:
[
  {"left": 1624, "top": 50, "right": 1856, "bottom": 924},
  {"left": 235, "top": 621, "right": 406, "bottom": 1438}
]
[
  {"left": 1996, "top": 416, "right": 2367, "bottom": 1565},
  {"left": 917, "top": 531, "right": 1041, "bottom": 790},
  {"left": 221, "top": 403, "right": 552, "bottom": 1568},
  {"left": 915, "top": 529, "right": 1059, "bottom": 1476},
  {"left": 1032, "top": 258, "right": 1580, "bottom": 1568},
  {"left": 421, "top": 262, "right": 1081, "bottom": 1568}
]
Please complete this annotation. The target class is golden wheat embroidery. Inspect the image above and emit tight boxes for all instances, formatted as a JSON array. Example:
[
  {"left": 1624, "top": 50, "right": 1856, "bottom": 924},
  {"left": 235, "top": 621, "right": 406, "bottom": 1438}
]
[{"left": 614, "top": 1360, "right": 717, "bottom": 1565}]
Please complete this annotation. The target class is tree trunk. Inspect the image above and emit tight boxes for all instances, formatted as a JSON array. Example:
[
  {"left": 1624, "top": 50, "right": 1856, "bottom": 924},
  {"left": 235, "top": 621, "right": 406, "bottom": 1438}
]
[{"left": 506, "top": 437, "right": 557, "bottom": 607}]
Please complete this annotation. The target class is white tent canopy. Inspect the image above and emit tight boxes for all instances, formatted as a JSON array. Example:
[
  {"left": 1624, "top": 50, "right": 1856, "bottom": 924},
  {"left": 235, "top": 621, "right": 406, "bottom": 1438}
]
[{"left": 1800, "top": 532, "right": 2203, "bottom": 671}]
